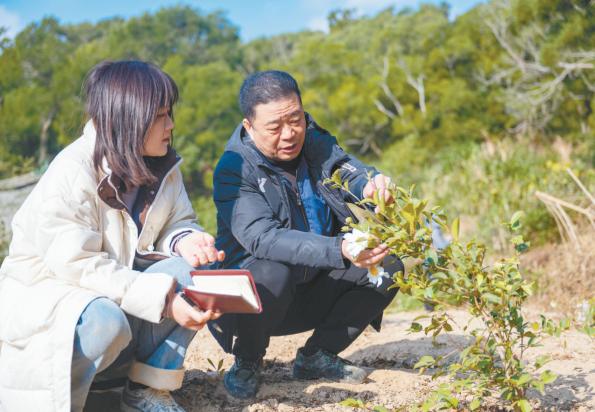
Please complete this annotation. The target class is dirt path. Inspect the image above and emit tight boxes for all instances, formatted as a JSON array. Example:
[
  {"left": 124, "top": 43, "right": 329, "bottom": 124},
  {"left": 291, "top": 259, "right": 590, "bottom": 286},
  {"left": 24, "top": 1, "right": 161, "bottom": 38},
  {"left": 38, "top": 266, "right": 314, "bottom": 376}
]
[{"left": 171, "top": 309, "right": 592, "bottom": 411}]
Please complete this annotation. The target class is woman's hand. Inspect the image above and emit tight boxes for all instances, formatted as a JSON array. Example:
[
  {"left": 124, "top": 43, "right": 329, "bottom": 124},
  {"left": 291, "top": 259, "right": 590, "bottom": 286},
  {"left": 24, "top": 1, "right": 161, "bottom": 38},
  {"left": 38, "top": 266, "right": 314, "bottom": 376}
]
[
  {"left": 341, "top": 240, "right": 389, "bottom": 268},
  {"left": 176, "top": 231, "right": 225, "bottom": 267},
  {"left": 166, "top": 292, "right": 221, "bottom": 330}
]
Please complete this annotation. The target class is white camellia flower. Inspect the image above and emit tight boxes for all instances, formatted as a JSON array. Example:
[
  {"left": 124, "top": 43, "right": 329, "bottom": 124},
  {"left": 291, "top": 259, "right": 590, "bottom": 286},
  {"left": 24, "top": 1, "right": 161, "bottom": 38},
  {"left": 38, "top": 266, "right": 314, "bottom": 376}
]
[
  {"left": 343, "top": 228, "right": 371, "bottom": 259},
  {"left": 367, "top": 265, "right": 389, "bottom": 287}
]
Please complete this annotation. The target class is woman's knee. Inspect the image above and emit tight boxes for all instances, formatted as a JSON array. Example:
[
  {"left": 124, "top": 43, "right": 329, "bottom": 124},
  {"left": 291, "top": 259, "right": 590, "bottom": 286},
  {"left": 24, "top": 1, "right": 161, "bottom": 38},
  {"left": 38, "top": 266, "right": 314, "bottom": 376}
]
[
  {"left": 74, "top": 298, "right": 132, "bottom": 358},
  {"left": 144, "top": 257, "right": 194, "bottom": 288}
]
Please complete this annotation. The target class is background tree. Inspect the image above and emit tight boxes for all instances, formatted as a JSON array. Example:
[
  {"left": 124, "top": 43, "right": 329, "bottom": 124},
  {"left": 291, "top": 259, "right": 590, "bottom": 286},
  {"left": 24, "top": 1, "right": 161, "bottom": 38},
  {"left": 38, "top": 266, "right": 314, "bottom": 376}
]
[{"left": 0, "top": 0, "right": 592, "bottom": 243}]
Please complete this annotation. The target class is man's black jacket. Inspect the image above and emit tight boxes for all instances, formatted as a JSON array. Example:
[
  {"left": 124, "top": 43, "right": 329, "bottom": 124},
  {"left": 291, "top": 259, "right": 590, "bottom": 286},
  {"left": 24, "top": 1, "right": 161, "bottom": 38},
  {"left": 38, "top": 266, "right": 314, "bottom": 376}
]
[
  {"left": 213, "top": 113, "right": 379, "bottom": 277},
  {"left": 209, "top": 114, "right": 383, "bottom": 352}
]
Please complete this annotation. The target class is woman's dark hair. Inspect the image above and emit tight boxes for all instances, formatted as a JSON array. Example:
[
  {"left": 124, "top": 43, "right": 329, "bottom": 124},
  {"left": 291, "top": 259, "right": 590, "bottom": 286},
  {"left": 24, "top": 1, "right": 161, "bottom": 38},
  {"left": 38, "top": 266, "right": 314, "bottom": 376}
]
[
  {"left": 84, "top": 60, "right": 178, "bottom": 188},
  {"left": 239, "top": 70, "right": 302, "bottom": 121}
]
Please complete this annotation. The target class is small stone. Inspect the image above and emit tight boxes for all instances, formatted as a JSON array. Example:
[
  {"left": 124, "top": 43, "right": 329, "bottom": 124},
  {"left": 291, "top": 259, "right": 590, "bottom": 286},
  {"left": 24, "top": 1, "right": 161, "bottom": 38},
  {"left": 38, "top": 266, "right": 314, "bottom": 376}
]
[{"left": 277, "top": 403, "right": 293, "bottom": 412}]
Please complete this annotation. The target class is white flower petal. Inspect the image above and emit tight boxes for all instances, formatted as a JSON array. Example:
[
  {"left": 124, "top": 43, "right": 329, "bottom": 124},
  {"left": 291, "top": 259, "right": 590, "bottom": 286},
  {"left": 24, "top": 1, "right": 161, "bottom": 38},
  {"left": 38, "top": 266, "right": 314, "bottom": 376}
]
[
  {"left": 367, "top": 265, "right": 389, "bottom": 288},
  {"left": 344, "top": 228, "right": 372, "bottom": 259}
]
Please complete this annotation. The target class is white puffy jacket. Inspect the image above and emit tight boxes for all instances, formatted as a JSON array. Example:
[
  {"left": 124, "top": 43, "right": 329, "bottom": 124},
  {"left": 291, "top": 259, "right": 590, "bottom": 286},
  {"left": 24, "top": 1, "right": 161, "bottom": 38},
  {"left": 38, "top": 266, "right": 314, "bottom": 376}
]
[{"left": 0, "top": 121, "right": 201, "bottom": 411}]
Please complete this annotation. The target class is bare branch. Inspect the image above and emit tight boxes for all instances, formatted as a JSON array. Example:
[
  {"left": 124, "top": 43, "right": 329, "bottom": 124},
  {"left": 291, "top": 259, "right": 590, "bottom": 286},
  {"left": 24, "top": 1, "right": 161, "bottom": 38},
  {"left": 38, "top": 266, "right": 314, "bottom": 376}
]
[
  {"left": 373, "top": 98, "right": 396, "bottom": 119},
  {"left": 378, "top": 56, "right": 404, "bottom": 117},
  {"left": 399, "top": 59, "right": 426, "bottom": 116},
  {"left": 484, "top": 12, "right": 528, "bottom": 74},
  {"left": 579, "top": 72, "right": 595, "bottom": 92},
  {"left": 480, "top": 0, "right": 594, "bottom": 134},
  {"left": 567, "top": 168, "right": 595, "bottom": 207}
]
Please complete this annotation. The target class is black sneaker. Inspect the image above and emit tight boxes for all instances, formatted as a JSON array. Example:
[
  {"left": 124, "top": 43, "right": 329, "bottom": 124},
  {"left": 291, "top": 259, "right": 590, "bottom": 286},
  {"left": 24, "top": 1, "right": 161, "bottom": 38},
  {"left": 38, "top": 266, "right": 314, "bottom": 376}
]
[
  {"left": 292, "top": 347, "right": 370, "bottom": 383},
  {"left": 223, "top": 357, "right": 262, "bottom": 399}
]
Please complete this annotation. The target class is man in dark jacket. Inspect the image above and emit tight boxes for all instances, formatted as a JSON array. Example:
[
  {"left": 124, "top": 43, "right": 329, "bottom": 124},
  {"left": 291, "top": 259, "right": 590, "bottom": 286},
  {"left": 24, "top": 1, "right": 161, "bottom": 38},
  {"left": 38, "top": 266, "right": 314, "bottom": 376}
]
[{"left": 211, "top": 70, "right": 403, "bottom": 399}]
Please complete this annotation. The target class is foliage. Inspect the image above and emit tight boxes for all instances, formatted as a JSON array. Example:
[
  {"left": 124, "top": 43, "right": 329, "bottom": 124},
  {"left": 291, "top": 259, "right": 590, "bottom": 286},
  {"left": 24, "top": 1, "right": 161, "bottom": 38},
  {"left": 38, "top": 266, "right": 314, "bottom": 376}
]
[
  {"left": 0, "top": 0, "right": 592, "bottom": 252},
  {"left": 0, "top": 221, "right": 8, "bottom": 262},
  {"left": 577, "top": 298, "right": 595, "bottom": 337},
  {"left": 206, "top": 357, "right": 226, "bottom": 377},
  {"left": 192, "top": 195, "right": 217, "bottom": 235},
  {"left": 327, "top": 171, "right": 569, "bottom": 411},
  {"left": 376, "top": 135, "right": 594, "bottom": 251},
  {"left": 339, "top": 397, "right": 390, "bottom": 412}
]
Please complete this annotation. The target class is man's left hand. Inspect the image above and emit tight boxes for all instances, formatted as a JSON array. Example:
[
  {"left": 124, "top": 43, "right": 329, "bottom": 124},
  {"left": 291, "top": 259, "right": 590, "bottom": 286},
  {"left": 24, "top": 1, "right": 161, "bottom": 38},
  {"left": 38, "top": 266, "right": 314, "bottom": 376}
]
[
  {"left": 362, "top": 174, "right": 394, "bottom": 212},
  {"left": 176, "top": 232, "right": 225, "bottom": 267}
]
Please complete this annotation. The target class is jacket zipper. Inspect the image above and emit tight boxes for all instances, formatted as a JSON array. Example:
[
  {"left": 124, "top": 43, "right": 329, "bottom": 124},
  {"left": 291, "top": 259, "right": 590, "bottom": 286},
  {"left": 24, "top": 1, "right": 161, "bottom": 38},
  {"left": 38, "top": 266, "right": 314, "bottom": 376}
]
[
  {"left": 122, "top": 210, "right": 139, "bottom": 268},
  {"left": 136, "top": 158, "right": 183, "bottom": 259},
  {"left": 293, "top": 175, "right": 310, "bottom": 281},
  {"left": 274, "top": 170, "right": 311, "bottom": 282}
]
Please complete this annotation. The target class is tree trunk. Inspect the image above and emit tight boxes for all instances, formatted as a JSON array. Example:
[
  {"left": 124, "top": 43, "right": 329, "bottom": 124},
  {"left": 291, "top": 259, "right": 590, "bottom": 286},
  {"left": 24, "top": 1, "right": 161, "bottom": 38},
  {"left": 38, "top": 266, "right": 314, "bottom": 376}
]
[{"left": 39, "top": 108, "right": 56, "bottom": 166}]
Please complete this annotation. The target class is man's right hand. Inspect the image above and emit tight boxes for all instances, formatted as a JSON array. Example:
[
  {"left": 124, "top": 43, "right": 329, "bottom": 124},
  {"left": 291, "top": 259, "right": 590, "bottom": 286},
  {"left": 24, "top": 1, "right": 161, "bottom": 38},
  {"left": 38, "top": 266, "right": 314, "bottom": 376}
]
[
  {"left": 167, "top": 293, "right": 221, "bottom": 330},
  {"left": 341, "top": 240, "right": 389, "bottom": 268}
]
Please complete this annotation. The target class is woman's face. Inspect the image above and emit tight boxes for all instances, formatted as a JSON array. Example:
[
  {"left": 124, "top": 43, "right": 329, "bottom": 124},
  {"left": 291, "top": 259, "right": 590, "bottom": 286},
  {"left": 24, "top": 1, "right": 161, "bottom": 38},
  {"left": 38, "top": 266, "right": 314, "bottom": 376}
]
[{"left": 143, "top": 107, "right": 174, "bottom": 156}]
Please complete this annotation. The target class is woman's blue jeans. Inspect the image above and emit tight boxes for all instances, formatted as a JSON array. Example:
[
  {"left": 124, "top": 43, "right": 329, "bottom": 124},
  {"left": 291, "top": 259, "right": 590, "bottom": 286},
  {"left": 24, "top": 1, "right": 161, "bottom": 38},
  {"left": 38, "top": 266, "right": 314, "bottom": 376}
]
[{"left": 70, "top": 257, "right": 197, "bottom": 410}]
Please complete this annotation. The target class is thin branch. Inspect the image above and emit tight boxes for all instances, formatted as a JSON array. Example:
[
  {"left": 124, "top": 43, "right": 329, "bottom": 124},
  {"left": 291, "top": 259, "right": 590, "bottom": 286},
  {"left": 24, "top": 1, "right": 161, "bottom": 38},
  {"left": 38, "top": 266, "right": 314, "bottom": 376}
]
[
  {"left": 378, "top": 55, "right": 404, "bottom": 117},
  {"left": 373, "top": 98, "right": 396, "bottom": 119},
  {"left": 566, "top": 168, "right": 595, "bottom": 207},
  {"left": 399, "top": 59, "right": 426, "bottom": 116},
  {"left": 535, "top": 191, "right": 595, "bottom": 220}
]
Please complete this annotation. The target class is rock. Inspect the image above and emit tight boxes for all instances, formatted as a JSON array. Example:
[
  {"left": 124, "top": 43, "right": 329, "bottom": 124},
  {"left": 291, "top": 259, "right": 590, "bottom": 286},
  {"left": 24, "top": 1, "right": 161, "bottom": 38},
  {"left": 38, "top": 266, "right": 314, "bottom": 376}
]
[{"left": 277, "top": 403, "right": 293, "bottom": 411}]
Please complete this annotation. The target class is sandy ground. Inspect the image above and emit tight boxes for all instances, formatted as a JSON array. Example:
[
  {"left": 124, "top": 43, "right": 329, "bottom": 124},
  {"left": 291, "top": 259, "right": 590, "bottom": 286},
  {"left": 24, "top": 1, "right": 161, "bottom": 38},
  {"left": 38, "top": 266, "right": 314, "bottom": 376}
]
[{"left": 86, "top": 309, "right": 594, "bottom": 411}]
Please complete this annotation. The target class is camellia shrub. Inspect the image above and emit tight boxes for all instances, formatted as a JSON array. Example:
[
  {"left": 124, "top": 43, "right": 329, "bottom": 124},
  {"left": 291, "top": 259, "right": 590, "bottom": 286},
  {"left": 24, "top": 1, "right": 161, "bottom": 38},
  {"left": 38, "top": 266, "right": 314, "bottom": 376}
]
[{"left": 328, "top": 172, "right": 568, "bottom": 412}]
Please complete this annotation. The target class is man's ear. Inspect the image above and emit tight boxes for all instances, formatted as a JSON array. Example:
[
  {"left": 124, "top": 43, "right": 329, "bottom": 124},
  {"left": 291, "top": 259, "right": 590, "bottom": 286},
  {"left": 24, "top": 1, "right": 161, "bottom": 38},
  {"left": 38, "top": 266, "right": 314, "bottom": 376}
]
[{"left": 242, "top": 118, "right": 252, "bottom": 132}]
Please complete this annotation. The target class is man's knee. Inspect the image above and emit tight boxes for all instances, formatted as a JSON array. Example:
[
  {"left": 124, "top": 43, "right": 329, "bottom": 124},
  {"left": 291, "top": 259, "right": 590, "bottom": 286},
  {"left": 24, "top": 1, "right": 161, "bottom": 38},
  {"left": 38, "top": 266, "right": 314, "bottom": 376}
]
[
  {"left": 385, "top": 256, "right": 405, "bottom": 276},
  {"left": 376, "top": 256, "right": 403, "bottom": 300},
  {"left": 247, "top": 259, "right": 294, "bottom": 301}
]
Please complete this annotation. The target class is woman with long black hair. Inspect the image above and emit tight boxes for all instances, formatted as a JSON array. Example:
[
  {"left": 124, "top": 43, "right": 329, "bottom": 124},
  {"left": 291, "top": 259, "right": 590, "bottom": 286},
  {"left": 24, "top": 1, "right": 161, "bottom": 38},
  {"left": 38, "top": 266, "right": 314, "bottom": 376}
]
[{"left": 0, "top": 60, "right": 223, "bottom": 412}]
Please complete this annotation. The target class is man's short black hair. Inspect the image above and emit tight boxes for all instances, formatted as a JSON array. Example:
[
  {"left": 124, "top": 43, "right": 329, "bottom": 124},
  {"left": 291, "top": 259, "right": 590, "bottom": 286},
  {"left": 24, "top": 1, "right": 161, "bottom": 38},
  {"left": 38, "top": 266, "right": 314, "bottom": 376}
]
[{"left": 239, "top": 70, "right": 302, "bottom": 120}]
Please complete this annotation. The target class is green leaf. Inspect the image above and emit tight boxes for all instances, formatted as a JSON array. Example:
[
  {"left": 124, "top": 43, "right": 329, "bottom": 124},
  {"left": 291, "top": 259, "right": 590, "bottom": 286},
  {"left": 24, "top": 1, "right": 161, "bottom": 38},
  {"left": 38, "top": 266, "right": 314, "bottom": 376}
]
[
  {"left": 540, "top": 370, "right": 557, "bottom": 384},
  {"left": 516, "top": 399, "right": 532, "bottom": 412},
  {"left": 534, "top": 355, "right": 550, "bottom": 370},
  {"left": 431, "top": 272, "right": 448, "bottom": 280},
  {"left": 451, "top": 217, "right": 460, "bottom": 241},
  {"left": 373, "top": 406, "right": 389, "bottom": 412},
  {"left": 443, "top": 395, "right": 459, "bottom": 408},
  {"left": 560, "top": 318, "right": 571, "bottom": 330},
  {"left": 347, "top": 203, "right": 378, "bottom": 224},
  {"left": 515, "top": 242, "right": 529, "bottom": 253},
  {"left": 410, "top": 322, "right": 423, "bottom": 332},
  {"left": 482, "top": 293, "right": 501, "bottom": 304},
  {"left": 414, "top": 355, "right": 435, "bottom": 369},
  {"left": 425, "top": 248, "right": 438, "bottom": 265},
  {"left": 531, "top": 379, "right": 545, "bottom": 394},
  {"left": 517, "top": 374, "right": 532, "bottom": 386},
  {"left": 339, "top": 398, "right": 365, "bottom": 408},
  {"left": 424, "top": 287, "right": 434, "bottom": 299},
  {"left": 469, "top": 398, "right": 481, "bottom": 410},
  {"left": 510, "top": 211, "right": 524, "bottom": 231}
]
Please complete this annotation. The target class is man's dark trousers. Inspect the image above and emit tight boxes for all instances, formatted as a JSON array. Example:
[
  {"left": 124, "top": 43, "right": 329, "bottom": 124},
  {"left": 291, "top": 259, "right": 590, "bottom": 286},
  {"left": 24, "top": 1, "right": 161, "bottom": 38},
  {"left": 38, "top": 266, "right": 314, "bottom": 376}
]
[{"left": 231, "top": 257, "right": 403, "bottom": 361}]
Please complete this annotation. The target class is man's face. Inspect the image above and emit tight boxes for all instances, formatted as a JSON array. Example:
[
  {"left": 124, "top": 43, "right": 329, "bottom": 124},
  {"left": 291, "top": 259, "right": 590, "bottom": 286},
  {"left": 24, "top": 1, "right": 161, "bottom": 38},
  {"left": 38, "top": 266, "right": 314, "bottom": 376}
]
[{"left": 242, "top": 94, "right": 306, "bottom": 162}]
